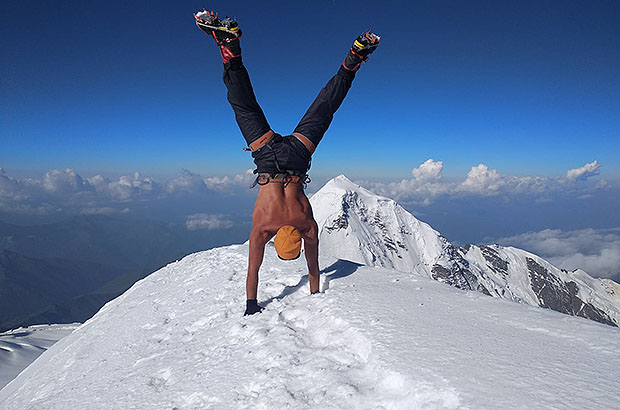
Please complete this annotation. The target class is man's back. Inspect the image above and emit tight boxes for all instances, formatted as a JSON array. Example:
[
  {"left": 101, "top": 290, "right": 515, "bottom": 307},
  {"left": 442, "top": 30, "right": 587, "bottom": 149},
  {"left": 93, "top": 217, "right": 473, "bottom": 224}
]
[{"left": 252, "top": 183, "right": 315, "bottom": 237}]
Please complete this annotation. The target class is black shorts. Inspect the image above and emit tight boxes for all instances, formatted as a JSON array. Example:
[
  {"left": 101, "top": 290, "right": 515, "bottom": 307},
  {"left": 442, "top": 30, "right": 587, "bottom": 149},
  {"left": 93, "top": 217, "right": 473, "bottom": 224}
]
[{"left": 251, "top": 133, "right": 312, "bottom": 174}]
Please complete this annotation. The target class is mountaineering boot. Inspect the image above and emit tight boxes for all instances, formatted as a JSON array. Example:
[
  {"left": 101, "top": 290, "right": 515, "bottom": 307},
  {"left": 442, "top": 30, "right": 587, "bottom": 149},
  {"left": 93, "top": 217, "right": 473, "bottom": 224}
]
[
  {"left": 194, "top": 10, "right": 242, "bottom": 64},
  {"left": 244, "top": 299, "right": 264, "bottom": 316},
  {"left": 342, "top": 31, "right": 381, "bottom": 71}
]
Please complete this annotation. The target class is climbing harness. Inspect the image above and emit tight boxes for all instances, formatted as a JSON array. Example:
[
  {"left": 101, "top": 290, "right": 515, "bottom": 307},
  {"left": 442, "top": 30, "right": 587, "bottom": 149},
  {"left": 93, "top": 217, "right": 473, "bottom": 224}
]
[{"left": 250, "top": 172, "right": 311, "bottom": 189}]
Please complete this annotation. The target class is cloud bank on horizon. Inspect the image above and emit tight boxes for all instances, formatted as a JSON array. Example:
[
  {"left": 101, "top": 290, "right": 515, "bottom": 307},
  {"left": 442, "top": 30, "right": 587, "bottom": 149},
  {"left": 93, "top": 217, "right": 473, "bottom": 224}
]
[
  {"left": 185, "top": 213, "right": 234, "bottom": 231},
  {"left": 1, "top": 161, "right": 619, "bottom": 279},
  {"left": 1, "top": 160, "right": 610, "bottom": 217},
  {"left": 0, "top": 167, "right": 257, "bottom": 229},
  {"left": 499, "top": 228, "right": 620, "bottom": 280},
  {"left": 364, "top": 159, "right": 607, "bottom": 206}
]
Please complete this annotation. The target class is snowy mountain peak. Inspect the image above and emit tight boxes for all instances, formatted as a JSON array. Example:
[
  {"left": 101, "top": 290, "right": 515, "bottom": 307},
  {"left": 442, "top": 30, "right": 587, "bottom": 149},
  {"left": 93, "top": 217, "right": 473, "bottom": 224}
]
[
  {"left": 316, "top": 174, "right": 380, "bottom": 200},
  {"left": 310, "top": 175, "right": 448, "bottom": 275},
  {"left": 458, "top": 243, "right": 620, "bottom": 326},
  {"left": 327, "top": 173, "right": 356, "bottom": 185},
  {"left": 309, "top": 176, "right": 620, "bottom": 327}
]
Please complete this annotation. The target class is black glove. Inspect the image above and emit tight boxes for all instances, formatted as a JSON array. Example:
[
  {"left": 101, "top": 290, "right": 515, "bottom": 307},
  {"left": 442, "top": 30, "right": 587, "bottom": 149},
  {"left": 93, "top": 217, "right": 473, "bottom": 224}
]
[{"left": 244, "top": 299, "right": 264, "bottom": 316}]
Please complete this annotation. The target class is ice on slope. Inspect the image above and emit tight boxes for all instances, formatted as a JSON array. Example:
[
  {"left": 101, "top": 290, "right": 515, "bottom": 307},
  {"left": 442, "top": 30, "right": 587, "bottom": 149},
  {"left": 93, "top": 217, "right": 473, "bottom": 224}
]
[{"left": 1, "top": 244, "right": 619, "bottom": 410}]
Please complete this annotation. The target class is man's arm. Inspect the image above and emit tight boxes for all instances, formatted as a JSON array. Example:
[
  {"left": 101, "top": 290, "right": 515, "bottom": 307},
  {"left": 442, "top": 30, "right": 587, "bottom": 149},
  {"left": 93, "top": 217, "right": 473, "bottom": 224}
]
[
  {"left": 247, "top": 227, "right": 271, "bottom": 300},
  {"left": 303, "top": 221, "right": 320, "bottom": 294}
]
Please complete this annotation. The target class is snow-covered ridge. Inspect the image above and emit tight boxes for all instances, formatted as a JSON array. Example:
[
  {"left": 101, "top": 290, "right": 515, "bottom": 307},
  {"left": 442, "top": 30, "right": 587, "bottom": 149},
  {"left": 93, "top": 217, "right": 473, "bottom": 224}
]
[
  {"left": 459, "top": 244, "right": 620, "bottom": 326},
  {"left": 310, "top": 175, "right": 620, "bottom": 327},
  {"left": 1, "top": 244, "right": 619, "bottom": 409}
]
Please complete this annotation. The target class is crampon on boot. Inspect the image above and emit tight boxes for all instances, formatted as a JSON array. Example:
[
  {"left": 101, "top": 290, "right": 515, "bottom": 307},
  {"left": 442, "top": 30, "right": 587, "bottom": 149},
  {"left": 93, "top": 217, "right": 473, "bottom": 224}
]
[
  {"left": 194, "top": 10, "right": 242, "bottom": 64},
  {"left": 342, "top": 31, "right": 381, "bottom": 71}
]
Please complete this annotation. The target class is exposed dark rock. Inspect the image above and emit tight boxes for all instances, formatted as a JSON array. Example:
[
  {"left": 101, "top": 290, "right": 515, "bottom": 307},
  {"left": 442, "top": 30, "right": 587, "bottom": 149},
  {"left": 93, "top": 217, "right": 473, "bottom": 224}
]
[
  {"left": 566, "top": 282, "right": 616, "bottom": 326},
  {"left": 325, "top": 195, "right": 352, "bottom": 232},
  {"left": 527, "top": 257, "right": 572, "bottom": 313},
  {"left": 431, "top": 264, "right": 461, "bottom": 286},
  {"left": 432, "top": 246, "right": 492, "bottom": 296},
  {"left": 526, "top": 258, "right": 616, "bottom": 327},
  {"left": 372, "top": 212, "right": 385, "bottom": 230},
  {"left": 383, "top": 237, "right": 397, "bottom": 252},
  {"left": 325, "top": 214, "right": 348, "bottom": 232},
  {"left": 479, "top": 246, "right": 509, "bottom": 278}
]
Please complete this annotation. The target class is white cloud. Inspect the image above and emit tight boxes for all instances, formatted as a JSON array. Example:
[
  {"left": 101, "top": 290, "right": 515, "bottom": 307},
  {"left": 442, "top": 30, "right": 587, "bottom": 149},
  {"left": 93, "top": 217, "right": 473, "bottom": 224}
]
[
  {"left": 366, "top": 161, "right": 542, "bottom": 205},
  {"left": 0, "top": 160, "right": 612, "bottom": 218},
  {"left": 86, "top": 174, "right": 108, "bottom": 188},
  {"left": 363, "top": 159, "right": 607, "bottom": 206},
  {"left": 80, "top": 207, "right": 116, "bottom": 215},
  {"left": 0, "top": 168, "right": 31, "bottom": 201},
  {"left": 458, "top": 164, "right": 505, "bottom": 193},
  {"left": 185, "top": 213, "right": 234, "bottom": 231},
  {"left": 89, "top": 172, "right": 160, "bottom": 201},
  {"left": 364, "top": 159, "right": 453, "bottom": 205},
  {"left": 0, "top": 167, "right": 256, "bottom": 221},
  {"left": 204, "top": 169, "right": 255, "bottom": 191},
  {"left": 0, "top": 167, "right": 259, "bottom": 217},
  {"left": 42, "top": 168, "right": 93, "bottom": 193},
  {"left": 457, "top": 164, "right": 551, "bottom": 196},
  {"left": 166, "top": 169, "right": 208, "bottom": 193},
  {"left": 566, "top": 160, "right": 600, "bottom": 181},
  {"left": 412, "top": 159, "right": 443, "bottom": 182},
  {"left": 499, "top": 228, "right": 620, "bottom": 279}
]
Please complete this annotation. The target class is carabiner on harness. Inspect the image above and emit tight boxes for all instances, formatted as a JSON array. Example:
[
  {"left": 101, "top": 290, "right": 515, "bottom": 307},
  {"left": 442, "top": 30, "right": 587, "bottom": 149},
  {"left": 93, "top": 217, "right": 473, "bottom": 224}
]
[{"left": 250, "top": 172, "right": 310, "bottom": 189}]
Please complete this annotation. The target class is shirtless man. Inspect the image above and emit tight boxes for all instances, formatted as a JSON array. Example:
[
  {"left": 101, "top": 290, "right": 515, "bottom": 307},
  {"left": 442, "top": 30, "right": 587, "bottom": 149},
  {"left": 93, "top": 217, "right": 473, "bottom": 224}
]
[{"left": 195, "top": 10, "right": 380, "bottom": 315}]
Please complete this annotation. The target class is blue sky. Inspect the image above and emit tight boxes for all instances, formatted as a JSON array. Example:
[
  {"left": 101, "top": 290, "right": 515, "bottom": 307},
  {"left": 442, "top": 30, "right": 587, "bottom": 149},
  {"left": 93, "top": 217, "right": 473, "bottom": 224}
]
[
  {"left": 2, "top": 0, "right": 619, "bottom": 179},
  {"left": 1, "top": 1, "right": 620, "bottom": 277}
]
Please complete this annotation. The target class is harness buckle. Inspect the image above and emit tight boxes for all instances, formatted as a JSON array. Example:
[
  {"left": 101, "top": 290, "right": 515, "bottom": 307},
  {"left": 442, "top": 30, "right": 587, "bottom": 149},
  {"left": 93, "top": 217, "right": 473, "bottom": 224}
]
[{"left": 249, "top": 172, "right": 310, "bottom": 189}]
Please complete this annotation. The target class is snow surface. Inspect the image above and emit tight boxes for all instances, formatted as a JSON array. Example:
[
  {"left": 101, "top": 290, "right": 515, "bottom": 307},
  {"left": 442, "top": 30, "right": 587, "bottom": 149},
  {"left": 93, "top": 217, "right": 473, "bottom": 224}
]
[
  {"left": 0, "top": 324, "right": 79, "bottom": 389},
  {"left": 1, "top": 244, "right": 619, "bottom": 410}
]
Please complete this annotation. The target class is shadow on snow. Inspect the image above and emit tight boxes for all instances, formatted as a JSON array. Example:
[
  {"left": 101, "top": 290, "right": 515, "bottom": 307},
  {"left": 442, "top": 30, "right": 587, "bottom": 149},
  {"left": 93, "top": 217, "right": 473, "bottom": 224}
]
[{"left": 263, "top": 259, "right": 363, "bottom": 306}]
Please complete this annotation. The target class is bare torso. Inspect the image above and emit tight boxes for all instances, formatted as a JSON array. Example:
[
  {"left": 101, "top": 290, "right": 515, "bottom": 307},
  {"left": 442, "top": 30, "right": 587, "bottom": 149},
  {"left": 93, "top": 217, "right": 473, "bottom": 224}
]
[{"left": 252, "top": 182, "right": 316, "bottom": 240}]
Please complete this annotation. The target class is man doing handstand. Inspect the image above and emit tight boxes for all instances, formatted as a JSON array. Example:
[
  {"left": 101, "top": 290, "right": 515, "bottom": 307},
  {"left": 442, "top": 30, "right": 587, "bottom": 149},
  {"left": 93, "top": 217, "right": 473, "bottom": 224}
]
[{"left": 194, "top": 10, "right": 380, "bottom": 315}]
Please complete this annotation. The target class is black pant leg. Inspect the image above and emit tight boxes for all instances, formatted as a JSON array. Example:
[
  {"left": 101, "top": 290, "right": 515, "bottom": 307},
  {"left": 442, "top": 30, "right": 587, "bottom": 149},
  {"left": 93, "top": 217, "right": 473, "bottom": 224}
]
[
  {"left": 293, "top": 66, "right": 356, "bottom": 148},
  {"left": 223, "top": 61, "right": 271, "bottom": 145}
]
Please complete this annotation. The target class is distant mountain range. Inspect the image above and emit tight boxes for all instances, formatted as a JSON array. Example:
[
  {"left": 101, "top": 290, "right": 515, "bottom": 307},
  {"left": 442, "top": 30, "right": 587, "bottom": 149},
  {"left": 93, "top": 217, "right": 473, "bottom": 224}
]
[
  {"left": 0, "top": 249, "right": 114, "bottom": 328},
  {"left": 0, "top": 215, "right": 249, "bottom": 332},
  {"left": 310, "top": 175, "right": 620, "bottom": 327}
]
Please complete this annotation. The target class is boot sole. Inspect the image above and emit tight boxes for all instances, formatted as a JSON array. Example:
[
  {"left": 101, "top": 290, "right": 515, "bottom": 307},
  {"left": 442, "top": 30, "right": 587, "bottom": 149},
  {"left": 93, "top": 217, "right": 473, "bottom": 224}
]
[{"left": 195, "top": 20, "right": 240, "bottom": 36}]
